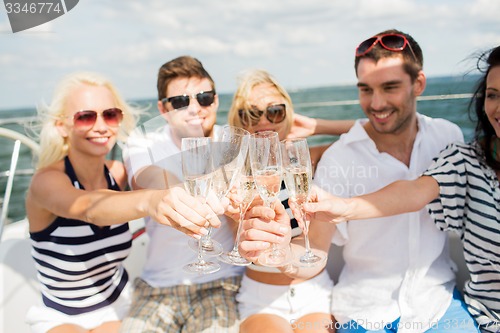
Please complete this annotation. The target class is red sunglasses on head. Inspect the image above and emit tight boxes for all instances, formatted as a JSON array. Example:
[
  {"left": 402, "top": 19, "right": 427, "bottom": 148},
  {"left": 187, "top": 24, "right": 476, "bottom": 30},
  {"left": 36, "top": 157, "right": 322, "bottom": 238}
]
[
  {"left": 355, "top": 33, "right": 417, "bottom": 61},
  {"left": 69, "top": 108, "right": 123, "bottom": 129}
]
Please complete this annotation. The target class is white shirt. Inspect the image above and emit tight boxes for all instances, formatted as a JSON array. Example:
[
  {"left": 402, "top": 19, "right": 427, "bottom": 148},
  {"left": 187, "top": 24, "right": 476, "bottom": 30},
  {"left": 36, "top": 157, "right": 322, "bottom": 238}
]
[
  {"left": 314, "top": 114, "right": 464, "bottom": 332},
  {"left": 122, "top": 122, "right": 243, "bottom": 287}
]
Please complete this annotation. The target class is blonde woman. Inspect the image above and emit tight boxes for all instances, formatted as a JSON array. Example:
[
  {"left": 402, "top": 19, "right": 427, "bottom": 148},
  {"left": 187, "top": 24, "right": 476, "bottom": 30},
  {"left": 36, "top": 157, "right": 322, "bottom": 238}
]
[
  {"left": 25, "top": 72, "right": 223, "bottom": 333},
  {"left": 227, "top": 69, "right": 352, "bottom": 333}
]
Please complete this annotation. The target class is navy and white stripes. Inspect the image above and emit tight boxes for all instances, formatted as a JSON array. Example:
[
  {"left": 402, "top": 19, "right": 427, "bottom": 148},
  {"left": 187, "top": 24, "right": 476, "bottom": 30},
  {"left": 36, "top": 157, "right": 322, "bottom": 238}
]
[
  {"left": 30, "top": 157, "right": 132, "bottom": 315},
  {"left": 425, "top": 142, "right": 500, "bottom": 333}
]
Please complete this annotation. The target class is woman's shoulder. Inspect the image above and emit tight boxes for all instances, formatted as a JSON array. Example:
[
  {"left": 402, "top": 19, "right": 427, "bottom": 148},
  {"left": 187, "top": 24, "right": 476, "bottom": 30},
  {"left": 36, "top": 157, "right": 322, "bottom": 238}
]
[
  {"left": 31, "top": 160, "right": 65, "bottom": 183},
  {"left": 442, "top": 141, "right": 480, "bottom": 158}
]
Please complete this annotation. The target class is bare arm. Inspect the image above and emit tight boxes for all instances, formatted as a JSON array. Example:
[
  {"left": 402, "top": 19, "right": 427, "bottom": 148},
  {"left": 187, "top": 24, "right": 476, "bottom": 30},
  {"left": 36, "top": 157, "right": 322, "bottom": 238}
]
[
  {"left": 315, "top": 119, "right": 355, "bottom": 136},
  {"left": 26, "top": 168, "right": 222, "bottom": 237},
  {"left": 303, "top": 176, "right": 440, "bottom": 223},
  {"left": 287, "top": 113, "right": 355, "bottom": 139},
  {"left": 309, "top": 144, "right": 330, "bottom": 174}
]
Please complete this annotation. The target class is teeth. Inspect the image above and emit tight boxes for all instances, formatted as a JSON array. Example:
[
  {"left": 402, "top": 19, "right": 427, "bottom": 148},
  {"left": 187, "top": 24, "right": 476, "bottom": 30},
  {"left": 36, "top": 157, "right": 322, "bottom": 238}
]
[
  {"left": 373, "top": 112, "right": 391, "bottom": 119},
  {"left": 89, "top": 137, "right": 108, "bottom": 143}
]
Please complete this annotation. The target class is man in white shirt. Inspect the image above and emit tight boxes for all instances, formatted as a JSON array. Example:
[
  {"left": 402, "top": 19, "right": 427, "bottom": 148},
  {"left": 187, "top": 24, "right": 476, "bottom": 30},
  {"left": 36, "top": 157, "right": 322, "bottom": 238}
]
[
  {"left": 121, "top": 56, "right": 243, "bottom": 333},
  {"left": 309, "top": 29, "right": 478, "bottom": 333}
]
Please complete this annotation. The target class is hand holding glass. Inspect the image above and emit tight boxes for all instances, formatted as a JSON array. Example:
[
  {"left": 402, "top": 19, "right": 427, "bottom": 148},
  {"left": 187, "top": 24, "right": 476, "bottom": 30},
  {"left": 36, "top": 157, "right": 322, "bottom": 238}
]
[
  {"left": 281, "top": 138, "right": 325, "bottom": 266},
  {"left": 181, "top": 137, "right": 220, "bottom": 274},
  {"left": 219, "top": 153, "right": 255, "bottom": 266},
  {"left": 249, "top": 131, "right": 289, "bottom": 267}
]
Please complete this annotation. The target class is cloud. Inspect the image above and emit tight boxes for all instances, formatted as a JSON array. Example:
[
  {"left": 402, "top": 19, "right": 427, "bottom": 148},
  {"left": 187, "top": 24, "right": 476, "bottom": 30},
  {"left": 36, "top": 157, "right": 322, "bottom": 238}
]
[{"left": 1, "top": 0, "right": 500, "bottom": 110}]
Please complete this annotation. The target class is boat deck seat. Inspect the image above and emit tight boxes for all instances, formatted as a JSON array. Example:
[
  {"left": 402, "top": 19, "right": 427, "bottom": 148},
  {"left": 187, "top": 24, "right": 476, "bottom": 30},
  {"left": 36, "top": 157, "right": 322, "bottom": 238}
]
[{"left": 0, "top": 219, "right": 148, "bottom": 333}]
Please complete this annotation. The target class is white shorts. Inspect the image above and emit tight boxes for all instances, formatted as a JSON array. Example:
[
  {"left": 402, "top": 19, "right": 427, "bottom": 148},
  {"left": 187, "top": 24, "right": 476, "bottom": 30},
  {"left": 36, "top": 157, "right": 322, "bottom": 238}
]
[
  {"left": 25, "top": 282, "right": 132, "bottom": 333},
  {"left": 236, "top": 269, "right": 334, "bottom": 323}
]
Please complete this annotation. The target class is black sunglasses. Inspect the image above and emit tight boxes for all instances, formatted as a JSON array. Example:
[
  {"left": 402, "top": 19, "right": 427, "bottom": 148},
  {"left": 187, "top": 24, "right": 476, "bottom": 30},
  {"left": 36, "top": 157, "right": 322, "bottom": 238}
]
[
  {"left": 238, "top": 104, "right": 287, "bottom": 127},
  {"left": 161, "top": 90, "right": 216, "bottom": 110},
  {"left": 355, "top": 33, "right": 417, "bottom": 61}
]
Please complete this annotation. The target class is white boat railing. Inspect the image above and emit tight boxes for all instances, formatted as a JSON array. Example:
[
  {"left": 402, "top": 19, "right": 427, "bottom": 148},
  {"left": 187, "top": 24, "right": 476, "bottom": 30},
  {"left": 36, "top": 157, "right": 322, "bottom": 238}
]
[
  {"left": 0, "top": 127, "right": 39, "bottom": 240},
  {"left": 293, "top": 93, "right": 473, "bottom": 108}
]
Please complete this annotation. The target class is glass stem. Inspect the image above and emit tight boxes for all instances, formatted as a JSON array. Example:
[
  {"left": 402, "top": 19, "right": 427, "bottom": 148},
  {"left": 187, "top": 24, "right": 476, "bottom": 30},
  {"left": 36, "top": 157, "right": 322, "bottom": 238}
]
[
  {"left": 197, "top": 234, "right": 206, "bottom": 264},
  {"left": 202, "top": 227, "right": 213, "bottom": 246},
  {"left": 266, "top": 199, "right": 281, "bottom": 256},
  {"left": 301, "top": 205, "right": 313, "bottom": 257},
  {"left": 231, "top": 204, "right": 246, "bottom": 253},
  {"left": 200, "top": 197, "right": 213, "bottom": 248}
]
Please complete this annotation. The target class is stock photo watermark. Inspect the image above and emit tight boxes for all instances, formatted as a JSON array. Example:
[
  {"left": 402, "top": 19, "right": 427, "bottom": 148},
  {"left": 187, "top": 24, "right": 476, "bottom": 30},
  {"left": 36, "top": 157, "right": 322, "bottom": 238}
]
[
  {"left": 315, "top": 163, "right": 380, "bottom": 196},
  {"left": 3, "top": 0, "right": 79, "bottom": 33},
  {"left": 290, "top": 318, "right": 483, "bottom": 331}
]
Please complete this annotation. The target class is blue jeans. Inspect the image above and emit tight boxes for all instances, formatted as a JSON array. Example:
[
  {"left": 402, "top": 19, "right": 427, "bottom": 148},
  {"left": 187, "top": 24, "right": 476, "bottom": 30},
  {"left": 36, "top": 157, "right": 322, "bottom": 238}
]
[{"left": 337, "top": 289, "right": 479, "bottom": 333}]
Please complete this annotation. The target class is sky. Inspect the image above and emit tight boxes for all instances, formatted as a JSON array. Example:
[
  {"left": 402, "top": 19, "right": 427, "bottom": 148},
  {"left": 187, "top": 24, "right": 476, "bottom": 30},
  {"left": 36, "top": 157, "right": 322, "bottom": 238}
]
[{"left": 1, "top": 0, "right": 499, "bottom": 110}]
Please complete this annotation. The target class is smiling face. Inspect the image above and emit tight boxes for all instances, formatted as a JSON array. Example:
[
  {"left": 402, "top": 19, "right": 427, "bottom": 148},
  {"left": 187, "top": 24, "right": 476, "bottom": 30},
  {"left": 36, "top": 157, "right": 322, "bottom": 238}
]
[
  {"left": 158, "top": 76, "right": 218, "bottom": 146},
  {"left": 57, "top": 84, "right": 119, "bottom": 158},
  {"left": 356, "top": 56, "right": 425, "bottom": 136},
  {"left": 485, "top": 66, "right": 500, "bottom": 138},
  {"left": 245, "top": 83, "right": 290, "bottom": 140}
]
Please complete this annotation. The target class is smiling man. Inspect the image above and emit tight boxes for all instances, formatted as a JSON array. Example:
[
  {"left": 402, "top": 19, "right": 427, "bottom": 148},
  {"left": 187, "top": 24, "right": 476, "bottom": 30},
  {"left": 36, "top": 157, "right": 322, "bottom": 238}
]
[
  {"left": 313, "top": 30, "right": 479, "bottom": 332},
  {"left": 121, "top": 56, "right": 243, "bottom": 333}
]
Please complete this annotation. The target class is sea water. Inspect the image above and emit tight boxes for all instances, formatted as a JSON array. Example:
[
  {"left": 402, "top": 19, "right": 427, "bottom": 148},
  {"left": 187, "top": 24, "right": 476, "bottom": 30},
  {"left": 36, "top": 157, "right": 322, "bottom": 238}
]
[{"left": 0, "top": 75, "right": 479, "bottom": 223}]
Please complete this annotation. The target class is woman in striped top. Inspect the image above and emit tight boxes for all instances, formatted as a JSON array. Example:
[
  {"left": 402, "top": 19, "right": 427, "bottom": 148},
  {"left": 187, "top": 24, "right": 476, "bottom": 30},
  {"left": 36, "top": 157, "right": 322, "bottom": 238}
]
[
  {"left": 301, "top": 45, "right": 500, "bottom": 333},
  {"left": 25, "top": 72, "right": 225, "bottom": 333}
]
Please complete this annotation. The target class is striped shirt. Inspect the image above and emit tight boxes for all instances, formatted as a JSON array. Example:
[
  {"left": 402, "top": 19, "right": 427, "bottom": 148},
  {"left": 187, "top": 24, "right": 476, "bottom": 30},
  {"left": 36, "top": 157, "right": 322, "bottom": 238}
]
[
  {"left": 424, "top": 142, "right": 500, "bottom": 333},
  {"left": 30, "top": 156, "right": 132, "bottom": 315}
]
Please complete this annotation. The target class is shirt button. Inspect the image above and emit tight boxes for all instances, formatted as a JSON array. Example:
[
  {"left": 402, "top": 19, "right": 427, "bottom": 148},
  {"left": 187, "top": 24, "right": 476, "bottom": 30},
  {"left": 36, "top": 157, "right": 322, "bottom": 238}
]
[{"left": 290, "top": 288, "right": 295, "bottom": 297}]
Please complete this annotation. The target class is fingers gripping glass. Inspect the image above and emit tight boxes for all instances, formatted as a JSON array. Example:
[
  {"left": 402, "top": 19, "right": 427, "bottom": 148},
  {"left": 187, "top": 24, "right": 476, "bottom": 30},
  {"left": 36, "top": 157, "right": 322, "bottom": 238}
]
[
  {"left": 281, "top": 138, "right": 326, "bottom": 267},
  {"left": 69, "top": 108, "right": 123, "bottom": 129},
  {"left": 161, "top": 90, "right": 216, "bottom": 110},
  {"left": 355, "top": 33, "right": 417, "bottom": 61},
  {"left": 181, "top": 137, "right": 221, "bottom": 275},
  {"left": 238, "top": 104, "right": 286, "bottom": 127},
  {"left": 249, "top": 131, "right": 290, "bottom": 267}
]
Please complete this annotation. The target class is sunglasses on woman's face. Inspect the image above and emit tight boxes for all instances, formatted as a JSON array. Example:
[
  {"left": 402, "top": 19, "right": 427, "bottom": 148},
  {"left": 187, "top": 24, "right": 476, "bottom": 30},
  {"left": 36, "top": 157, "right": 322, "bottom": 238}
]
[
  {"left": 238, "top": 104, "right": 287, "bottom": 127},
  {"left": 161, "top": 90, "right": 216, "bottom": 110},
  {"left": 69, "top": 108, "right": 123, "bottom": 129}
]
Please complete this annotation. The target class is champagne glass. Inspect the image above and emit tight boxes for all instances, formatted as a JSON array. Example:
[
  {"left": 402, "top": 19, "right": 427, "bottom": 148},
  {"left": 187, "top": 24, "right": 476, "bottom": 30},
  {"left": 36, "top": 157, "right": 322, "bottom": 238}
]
[
  {"left": 281, "top": 138, "right": 326, "bottom": 266},
  {"left": 188, "top": 125, "right": 250, "bottom": 256},
  {"left": 249, "top": 131, "right": 289, "bottom": 267},
  {"left": 181, "top": 137, "right": 220, "bottom": 274},
  {"left": 218, "top": 153, "right": 255, "bottom": 266}
]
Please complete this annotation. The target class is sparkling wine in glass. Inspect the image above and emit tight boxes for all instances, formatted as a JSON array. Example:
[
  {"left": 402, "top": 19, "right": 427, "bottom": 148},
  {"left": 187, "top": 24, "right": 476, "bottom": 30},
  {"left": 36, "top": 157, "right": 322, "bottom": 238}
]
[
  {"left": 281, "top": 138, "right": 326, "bottom": 267},
  {"left": 188, "top": 125, "right": 250, "bottom": 256},
  {"left": 181, "top": 137, "right": 220, "bottom": 274},
  {"left": 249, "top": 131, "right": 289, "bottom": 267},
  {"left": 219, "top": 153, "right": 255, "bottom": 266}
]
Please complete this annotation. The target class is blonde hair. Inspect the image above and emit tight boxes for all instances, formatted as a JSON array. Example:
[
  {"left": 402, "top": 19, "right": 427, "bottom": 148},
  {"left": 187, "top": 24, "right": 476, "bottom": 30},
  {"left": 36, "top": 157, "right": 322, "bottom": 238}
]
[
  {"left": 227, "top": 69, "right": 293, "bottom": 135},
  {"left": 35, "top": 71, "right": 142, "bottom": 169}
]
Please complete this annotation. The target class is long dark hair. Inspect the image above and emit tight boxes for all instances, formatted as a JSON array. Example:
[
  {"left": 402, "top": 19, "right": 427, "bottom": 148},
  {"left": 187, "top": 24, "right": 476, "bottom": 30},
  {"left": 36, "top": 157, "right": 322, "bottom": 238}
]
[{"left": 470, "top": 45, "right": 500, "bottom": 170}]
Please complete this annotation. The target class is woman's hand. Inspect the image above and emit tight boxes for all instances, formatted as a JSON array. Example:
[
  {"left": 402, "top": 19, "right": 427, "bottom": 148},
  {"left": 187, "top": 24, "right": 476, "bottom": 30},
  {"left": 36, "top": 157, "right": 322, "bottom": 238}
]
[
  {"left": 287, "top": 113, "right": 317, "bottom": 139},
  {"left": 290, "top": 185, "right": 351, "bottom": 224},
  {"left": 148, "top": 186, "right": 224, "bottom": 239},
  {"left": 238, "top": 201, "right": 291, "bottom": 262}
]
